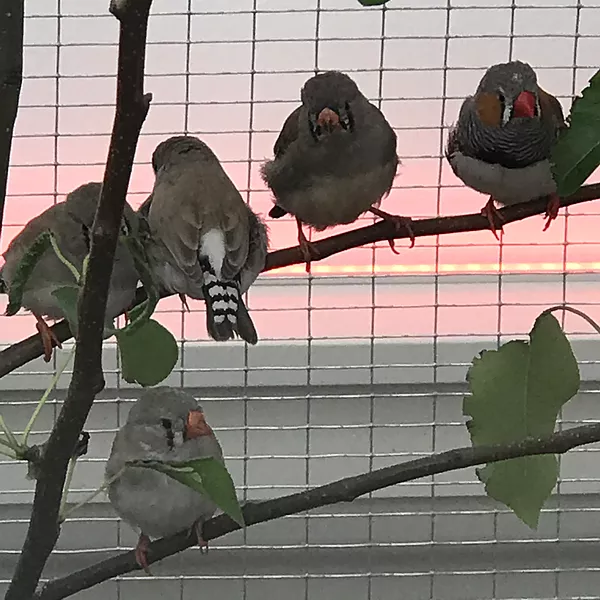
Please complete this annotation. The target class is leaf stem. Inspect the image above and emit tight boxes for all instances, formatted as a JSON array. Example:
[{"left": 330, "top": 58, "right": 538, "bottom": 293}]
[
  {"left": 21, "top": 345, "right": 77, "bottom": 446},
  {"left": 59, "top": 467, "right": 125, "bottom": 523},
  {"left": 49, "top": 233, "right": 81, "bottom": 283},
  {"left": 542, "top": 305, "right": 600, "bottom": 337},
  {"left": 0, "top": 414, "right": 19, "bottom": 449}
]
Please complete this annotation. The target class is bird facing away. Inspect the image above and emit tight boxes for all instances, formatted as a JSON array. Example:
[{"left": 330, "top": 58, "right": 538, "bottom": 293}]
[
  {"left": 260, "top": 70, "right": 412, "bottom": 270},
  {"left": 0, "top": 182, "right": 140, "bottom": 361},
  {"left": 446, "top": 60, "right": 566, "bottom": 237},
  {"left": 105, "top": 386, "right": 225, "bottom": 573},
  {"left": 139, "top": 135, "right": 268, "bottom": 345}
]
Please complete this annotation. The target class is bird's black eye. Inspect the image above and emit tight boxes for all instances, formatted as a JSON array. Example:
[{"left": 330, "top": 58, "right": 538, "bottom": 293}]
[
  {"left": 308, "top": 114, "right": 322, "bottom": 142},
  {"left": 161, "top": 418, "right": 174, "bottom": 449},
  {"left": 339, "top": 102, "right": 354, "bottom": 131},
  {"left": 81, "top": 224, "right": 91, "bottom": 250}
]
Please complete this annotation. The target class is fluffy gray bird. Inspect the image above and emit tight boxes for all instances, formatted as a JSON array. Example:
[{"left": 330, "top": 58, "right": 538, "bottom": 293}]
[
  {"left": 105, "top": 387, "right": 224, "bottom": 573},
  {"left": 446, "top": 60, "right": 566, "bottom": 237},
  {"left": 139, "top": 135, "right": 268, "bottom": 345},
  {"left": 261, "top": 70, "right": 412, "bottom": 268},
  {"left": 0, "top": 182, "right": 139, "bottom": 361}
]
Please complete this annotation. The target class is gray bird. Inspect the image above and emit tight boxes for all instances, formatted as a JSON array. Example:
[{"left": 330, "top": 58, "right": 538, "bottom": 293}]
[
  {"left": 139, "top": 135, "right": 268, "bottom": 345},
  {"left": 0, "top": 182, "right": 140, "bottom": 361},
  {"left": 261, "top": 70, "right": 412, "bottom": 268},
  {"left": 105, "top": 386, "right": 225, "bottom": 573},
  {"left": 446, "top": 60, "right": 566, "bottom": 237}
]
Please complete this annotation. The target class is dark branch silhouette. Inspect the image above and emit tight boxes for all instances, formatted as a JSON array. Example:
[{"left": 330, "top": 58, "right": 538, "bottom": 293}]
[
  {"left": 0, "top": 0, "right": 23, "bottom": 242},
  {"left": 35, "top": 421, "right": 600, "bottom": 600},
  {"left": 1, "top": 183, "right": 599, "bottom": 379},
  {"left": 3, "top": 1, "right": 154, "bottom": 598}
]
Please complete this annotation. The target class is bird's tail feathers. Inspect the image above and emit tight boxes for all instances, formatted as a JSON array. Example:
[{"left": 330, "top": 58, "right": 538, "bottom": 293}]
[{"left": 200, "top": 259, "right": 258, "bottom": 345}]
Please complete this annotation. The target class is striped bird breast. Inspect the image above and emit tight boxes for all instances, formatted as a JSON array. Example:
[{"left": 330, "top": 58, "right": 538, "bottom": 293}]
[{"left": 454, "top": 109, "right": 556, "bottom": 170}]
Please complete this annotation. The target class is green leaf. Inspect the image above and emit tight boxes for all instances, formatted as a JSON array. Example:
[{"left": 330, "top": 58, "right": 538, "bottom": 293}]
[
  {"left": 120, "top": 235, "right": 160, "bottom": 335},
  {"left": 116, "top": 318, "right": 178, "bottom": 386},
  {"left": 128, "top": 457, "right": 245, "bottom": 527},
  {"left": 463, "top": 312, "right": 580, "bottom": 528},
  {"left": 5, "top": 231, "right": 53, "bottom": 316},
  {"left": 357, "top": 0, "right": 389, "bottom": 4},
  {"left": 51, "top": 285, "right": 80, "bottom": 336},
  {"left": 552, "top": 69, "right": 600, "bottom": 197}
]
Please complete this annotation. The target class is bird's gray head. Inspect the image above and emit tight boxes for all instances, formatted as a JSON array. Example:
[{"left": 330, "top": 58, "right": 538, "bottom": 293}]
[
  {"left": 64, "top": 181, "right": 138, "bottom": 241},
  {"left": 126, "top": 387, "right": 212, "bottom": 449},
  {"left": 301, "top": 71, "right": 361, "bottom": 142},
  {"left": 151, "top": 136, "right": 217, "bottom": 174},
  {"left": 473, "top": 61, "right": 541, "bottom": 127}
]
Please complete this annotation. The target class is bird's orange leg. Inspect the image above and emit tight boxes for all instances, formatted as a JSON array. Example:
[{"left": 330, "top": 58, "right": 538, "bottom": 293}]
[
  {"left": 194, "top": 521, "right": 209, "bottom": 555},
  {"left": 480, "top": 198, "right": 504, "bottom": 241},
  {"left": 543, "top": 193, "right": 561, "bottom": 232},
  {"left": 34, "top": 313, "right": 62, "bottom": 362},
  {"left": 369, "top": 207, "right": 416, "bottom": 254},
  {"left": 296, "top": 218, "right": 318, "bottom": 273},
  {"left": 134, "top": 533, "right": 152, "bottom": 575}
]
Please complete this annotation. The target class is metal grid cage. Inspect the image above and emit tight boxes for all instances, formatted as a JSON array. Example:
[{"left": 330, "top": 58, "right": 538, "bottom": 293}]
[{"left": 1, "top": 0, "right": 600, "bottom": 598}]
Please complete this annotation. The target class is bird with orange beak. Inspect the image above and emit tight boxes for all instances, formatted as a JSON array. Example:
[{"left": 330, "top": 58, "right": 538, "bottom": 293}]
[
  {"left": 446, "top": 60, "right": 566, "bottom": 237},
  {"left": 105, "top": 387, "right": 225, "bottom": 573},
  {"left": 261, "top": 70, "right": 412, "bottom": 269}
]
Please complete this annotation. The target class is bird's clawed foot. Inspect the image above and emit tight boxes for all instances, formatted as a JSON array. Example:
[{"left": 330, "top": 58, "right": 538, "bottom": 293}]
[
  {"left": 34, "top": 313, "right": 62, "bottom": 362},
  {"left": 543, "top": 193, "right": 561, "bottom": 232},
  {"left": 194, "top": 521, "right": 209, "bottom": 555},
  {"left": 179, "top": 293, "right": 191, "bottom": 312},
  {"left": 135, "top": 533, "right": 152, "bottom": 575},
  {"left": 296, "top": 218, "right": 319, "bottom": 273},
  {"left": 480, "top": 198, "right": 504, "bottom": 241},
  {"left": 369, "top": 207, "right": 416, "bottom": 254}
]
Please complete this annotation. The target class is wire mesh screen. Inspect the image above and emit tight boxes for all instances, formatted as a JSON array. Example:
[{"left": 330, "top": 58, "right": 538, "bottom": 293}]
[{"left": 1, "top": 0, "right": 600, "bottom": 598}]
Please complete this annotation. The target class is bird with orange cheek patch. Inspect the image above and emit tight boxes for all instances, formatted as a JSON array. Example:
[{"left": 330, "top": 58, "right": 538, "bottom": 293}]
[
  {"left": 446, "top": 60, "right": 566, "bottom": 238},
  {"left": 105, "top": 387, "right": 225, "bottom": 574},
  {"left": 261, "top": 70, "right": 412, "bottom": 270}
]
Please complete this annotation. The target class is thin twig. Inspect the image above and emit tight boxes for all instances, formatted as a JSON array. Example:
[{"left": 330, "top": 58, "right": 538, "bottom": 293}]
[
  {"left": 35, "top": 421, "right": 600, "bottom": 600},
  {"left": 1, "top": 184, "right": 600, "bottom": 380},
  {"left": 3, "top": 1, "right": 154, "bottom": 598},
  {"left": 21, "top": 346, "right": 76, "bottom": 446}
]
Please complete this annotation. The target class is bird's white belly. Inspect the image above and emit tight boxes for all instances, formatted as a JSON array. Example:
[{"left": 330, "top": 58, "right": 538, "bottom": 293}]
[
  {"left": 449, "top": 152, "right": 556, "bottom": 205},
  {"left": 110, "top": 468, "right": 216, "bottom": 539}
]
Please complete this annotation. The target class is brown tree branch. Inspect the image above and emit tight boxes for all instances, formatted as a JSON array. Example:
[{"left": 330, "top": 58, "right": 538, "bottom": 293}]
[
  {"left": 265, "top": 183, "right": 600, "bottom": 270},
  {"left": 3, "top": 1, "right": 154, "bottom": 598},
  {"left": 0, "top": 0, "right": 24, "bottom": 242},
  {"left": 1, "top": 184, "right": 599, "bottom": 379},
  {"left": 35, "top": 421, "right": 600, "bottom": 600}
]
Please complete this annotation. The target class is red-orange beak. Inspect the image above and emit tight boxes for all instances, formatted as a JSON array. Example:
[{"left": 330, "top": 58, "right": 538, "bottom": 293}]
[
  {"left": 513, "top": 91, "right": 537, "bottom": 118},
  {"left": 316, "top": 107, "right": 340, "bottom": 130},
  {"left": 185, "top": 410, "right": 212, "bottom": 440}
]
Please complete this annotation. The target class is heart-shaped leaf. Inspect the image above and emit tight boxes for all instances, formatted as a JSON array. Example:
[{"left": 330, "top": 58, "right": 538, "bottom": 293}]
[
  {"left": 116, "top": 318, "right": 178, "bottom": 386},
  {"left": 463, "top": 312, "right": 580, "bottom": 528},
  {"left": 552, "top": 69, "right": 600, "bottom": 197},
  {"left": 5, "top": 231, "right": 53, "bottom": 316},
  {"left": 51, "top": 285, "right": 80, "bottom": 336},
  {"left": 128, "top": 457, "right": 244, "bottom": 527}
]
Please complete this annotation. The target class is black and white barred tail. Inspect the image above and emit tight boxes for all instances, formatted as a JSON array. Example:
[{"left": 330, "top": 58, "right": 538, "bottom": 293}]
[{"left": 200, "top": 258, "right": 258, "bottom": 345}]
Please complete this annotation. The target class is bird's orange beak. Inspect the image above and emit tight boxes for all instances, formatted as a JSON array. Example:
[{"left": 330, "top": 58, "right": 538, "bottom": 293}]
[
  {"left": 185, "top": 410, "right": 212, "bottom": 439},
  {"left": 513, "top": 91, "right": 537, "bottom": 118},
  {"left": 316, "top": 107, "right": 340, "bottom": 130}
]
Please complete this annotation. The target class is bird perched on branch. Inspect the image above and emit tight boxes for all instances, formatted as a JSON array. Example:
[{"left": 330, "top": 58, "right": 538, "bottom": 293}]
[
  {"left": 0, "top": 182, "right": 139, "bottom": 361},
  {"left": 446, "top": 60, "right": 566, "bottom": 238},
  {"left": 139, "top": 135, "right": 268, "bottom": 345},
  {"left": 105, "top": 387, "right": 224, "bottom": 573},
  {"left": 261, "top": 70, "right": 412, "bottom": 270}
]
